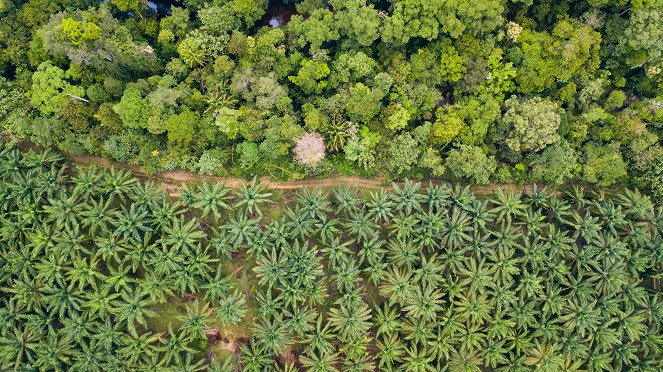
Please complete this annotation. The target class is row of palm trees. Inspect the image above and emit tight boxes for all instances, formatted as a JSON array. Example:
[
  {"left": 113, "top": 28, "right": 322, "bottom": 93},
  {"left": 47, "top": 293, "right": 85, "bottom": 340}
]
[{"left": 1, "top": 142, "right": 662, "bottom": 371}]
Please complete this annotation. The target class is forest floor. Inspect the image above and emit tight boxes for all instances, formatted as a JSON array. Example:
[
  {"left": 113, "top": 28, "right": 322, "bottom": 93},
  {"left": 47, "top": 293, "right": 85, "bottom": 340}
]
[{"left": 65, "top": 153, "right": 541, "bottom": 197}]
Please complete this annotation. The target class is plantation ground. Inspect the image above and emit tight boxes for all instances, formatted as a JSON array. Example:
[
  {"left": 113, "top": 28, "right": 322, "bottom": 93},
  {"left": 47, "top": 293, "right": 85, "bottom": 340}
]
[{"left": 2, "top": 143, "right": 662, "bottom": 371}]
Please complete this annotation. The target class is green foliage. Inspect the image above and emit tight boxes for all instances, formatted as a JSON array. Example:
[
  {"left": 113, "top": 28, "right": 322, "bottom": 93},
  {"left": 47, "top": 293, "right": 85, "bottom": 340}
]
[
  {"left": 582, "top": 142, "right": 628, "bottom": 186},
  {"left": 0, "top": 0, "right": 661, "bottom": 187},
  {"left": 30, "top": 61, "right": 84, "bottom": 115},
  {"left": 113, "top": 87, "right": 149, "bottom": 129},
  {"left": 445, "top": 144, "right": 497, "bottom": 184},
  {"left": 288, "top": 59, "right": 330, "bottom": 94},
  {"left": 3, "top": 144, "right": 663, "bottom": 370},
  {"left": 514, "top": 20, "right": 602, "bottom": 93},
  {"left": 498, "top": 96, "right": 561, "bottom": 154},
  {"left": 528, "top": 140, "right": 578, "bottom": 184}
]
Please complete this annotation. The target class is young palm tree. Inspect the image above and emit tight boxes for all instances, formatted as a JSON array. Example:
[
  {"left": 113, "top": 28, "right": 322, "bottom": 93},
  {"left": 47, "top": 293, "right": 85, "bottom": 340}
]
[
  {"left": 0, "top": 325, "right": 40, "bottom": 369},
  {"left": 235, "top": 177, "right": 272, "bottom": 216},
  {"left": 366, "top": 189, "right": 394, "bottom": 224},
  {"left": 65, "top": 255, "right": 102, "bottom": 291},
  {"left": 380, "top": 267, "right": 414, "bottom": 306},
  {"left": 424, "top": 182, "right": 451, "bottom": 213},
  {"left": 375, "top": 333, "right": 405, "bottom": 369},
  {"left": 403, "top": 284, "right": 444, "bottom": 322},
  {"left": 33, "top": 334, "right": 75, "bottom": 371},
  {"left": 387, "top": 238, "right": 420, "bottom": 270},
  {"left": 284, "top": 305, "right": 316, "bottom": 337},
  {"left": 71, "top": 165, "right": 103, "bottom": 199},
  {"left": 42, "top": 191, "right": 83, "bottom": 229},
  {"left": 333, "top": 255, "right": 361, "bottom": 292},
  {"left": 391, "top": 179, "right": 424, "bottom": 214},
  {"left": 333, "top": 185, "right": 360, "bottom": 216},
  {"left": 191, "top": 181, "right": 233, "bottom": 219},
  {"left": 401, "top": 342, "right": 436, "bottom": 372},
  {"left": 328, "top": 302, "right": 372, "bottom": 342},
  {"left": 215, "top": 290, "right": 248, "bottom": 326},
  {"left": 158, "top": 324, "right": 195, "bottom": 367},
  {"left": 453, "top": 293, "right": 493, "bottom": 327},
  {"left": 296, "top": 188, "right": 331, "bottom": 221},
  {"left": 447, "top": 348, "right": 482, "bottom": 372},
  {"left": 239, "top": 341, "right": 273, "bottom": 372},
  {"left": 101, "top": 168, "right": 138, "bottom": 202},
  {"left": 374, "top": 303, "right": 401, "bottom": 338},
  {"left": 315, "top": 217, "right": 340, "bottom": 244},
  {"left": 299, "top": 350, "right": 340, "bottom": 372},
  {"left": 177, "top": 300, "right": 214, "bottom": 339},
  {"left": 401, "top": 317, "right": 435, "bottom": 345},
  {"left": 20, "top": 148, "right": 63, "bottom": 169},
  {"left": 111, "top": 287, "right": 157, "bottom": 337},
  {"left": 441, "top": 208, "right": 472, "bottom": 249},
  {"left": 388, "top": 211, "right": 419, "bottom": 239},
  {"left": 225, "top": 211, "right": 260, "bottom": 245},
  {"left": 524, "top": 343, "right": 565, "bottom": 372},
  {"left": 304, "top": 315, "right": 336, "bottom": 356},
  {"left": 160, "top": 216, "right": 206, "bottom": 251},
  {"left": 252, "top": 314, "right": 292, "bottom": 355},
  {"left": 283, "top": 207, "right": 315, "bottom": 240},
  {"left": 80, "top": 196, "right": 114, "bottom": 235},
  {"left": 490, "top": 189, "right": 526, "bottom": 225},
  {"left": 253, "top": 247, "right": 287, "bottom": 290},
  {"left": 357, "top": 234, "right": 385, "bottom": 266},
  {"left": 92, "top": 318, "right": 123, "bottom": 354},
  {"left": 113, "top": 204, "right": 153, "bottom": 242},
  {"left": 131, "top": 180, "right": 165, "bottom": 210}
]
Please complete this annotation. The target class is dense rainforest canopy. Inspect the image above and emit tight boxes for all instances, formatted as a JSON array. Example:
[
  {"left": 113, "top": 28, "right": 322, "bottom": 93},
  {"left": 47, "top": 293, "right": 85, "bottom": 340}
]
[{"left": 0, "top": 0, "right": 662, "bottom": 194}]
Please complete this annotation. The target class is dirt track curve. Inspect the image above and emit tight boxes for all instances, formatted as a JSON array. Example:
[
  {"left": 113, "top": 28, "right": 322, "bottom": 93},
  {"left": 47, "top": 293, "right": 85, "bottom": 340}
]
[{"left": 65, "top": 153, "right": 539, "bottom": 197}]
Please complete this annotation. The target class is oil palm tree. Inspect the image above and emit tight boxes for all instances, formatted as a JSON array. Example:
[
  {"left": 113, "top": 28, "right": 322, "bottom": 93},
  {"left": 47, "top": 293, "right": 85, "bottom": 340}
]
[
  {"left": 490, "top": 189, "right": 526, "bottom": 225},
  {"left": 191, "top": 181, "right": 233, "bottom": 219},
  {"left": 388, "top": 211, "right": 419, "bottom": 239},
  {"left": 315, "top": 216, "right": 340, "bottom": 244},
  {"left": 158, "top": 324, "right": 195, "bottom": 367},
  {"left": 160, "top": 216, "right": 206, "bottom": 251},
  {"left": 376, "top": 333, "right": 405, "bottom": 369},
  {"left": 333, "top": 185, "right": 360, "bottom": 216},
  {"left": 402, "top": 342, "right": 436, "bottom": 372},
  {"left": 225, "top": 211, "right": 260, "bottom": 245},
  {"left": 111, "top": 287, "right": 157, "bottom": 337},
  {"left": 366, "top": 189, "right": 394, "bottom": 224},
  {"left": 131, "top": 180, "right": 165, "bottom": 210},
  {"left": 403, "top": 284, "right": 444, "bottom": 322},
  {"left": 283, "top": 207, "right": 315, "bottom": 240},
  {"left": 380, "top": 267, "right": 413, "bottom": 306},
  {"left": 391, "top": 179, "right": 424, "bottom": 214},
  {"left": 0, "top": 325, "right": 40, "bottom": 369},
  {"left": 42, "top": 191, "right": 83, "bottom": 229},
  {"left": 71, "top": 165, "right": 103, "bottom": 199},
  {"left": 101, "top": 168, "right": 138, "bottom": 202},
  {"left": 284, "top": 305, "right": 316, "bottom": 337},
  {"left": 296, "top": 188, "right": 331, "bottom": 221},
  {"left": 113, "top": 203, "right": 153, "bottom": 242},
  {"left": 216, "top": 290, "right": 247, "bottom": 326},
  {"left": 252, "top": 314, "right": 292, "bottom": 354},
  {"left": 239, "top": 341, "right": 273, "bottom": 372},
  {"left": 299, "top": 350, "right": 340, "bottom": 372},
  {"left": 177, "top": 300, "right": 214, "bottom": 339},
  {"left": 328, "top": 302, "right": 372, "bottom": 342},
  {"left": 235, "top": 177, "right": 272, "bottom": 216},
  {"left": 80, "top": 196, "right": 114, "bottom": 235},
  {"left": 345, "top": 209, "right": 378, "bottom": 241}
]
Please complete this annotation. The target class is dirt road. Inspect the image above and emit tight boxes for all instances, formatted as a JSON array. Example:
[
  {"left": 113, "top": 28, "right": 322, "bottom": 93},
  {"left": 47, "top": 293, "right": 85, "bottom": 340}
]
[{"left": 66, "top": 153, "right": 538, "bottom": 196}]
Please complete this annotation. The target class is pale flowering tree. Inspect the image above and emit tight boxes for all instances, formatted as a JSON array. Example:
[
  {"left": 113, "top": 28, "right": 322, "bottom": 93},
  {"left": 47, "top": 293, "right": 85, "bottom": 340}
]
[{"left": 294, "top": 132, "right": 326, "bottom": 166}]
